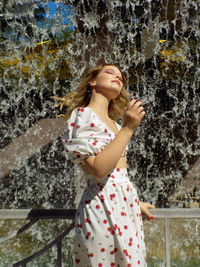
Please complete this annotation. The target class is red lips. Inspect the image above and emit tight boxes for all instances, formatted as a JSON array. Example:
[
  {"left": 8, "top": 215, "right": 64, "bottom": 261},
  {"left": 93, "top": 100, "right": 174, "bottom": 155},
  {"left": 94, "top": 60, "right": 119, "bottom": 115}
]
[{"left": 112, "top": 80, "right": 121, "bottom": 85}]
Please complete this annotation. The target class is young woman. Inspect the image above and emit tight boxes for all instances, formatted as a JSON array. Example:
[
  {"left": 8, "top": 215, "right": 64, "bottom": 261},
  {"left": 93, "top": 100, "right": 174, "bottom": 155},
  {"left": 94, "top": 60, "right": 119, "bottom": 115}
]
[{"left": 55, "top": 64, "right": 154, "bottom": 267}]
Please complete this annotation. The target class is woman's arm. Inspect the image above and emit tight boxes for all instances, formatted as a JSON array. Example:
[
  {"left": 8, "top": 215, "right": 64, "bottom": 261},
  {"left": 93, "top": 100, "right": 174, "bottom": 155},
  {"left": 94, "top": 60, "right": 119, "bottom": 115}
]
[{"left": 83, "top": 99, "right": 145, "bottom": 179}]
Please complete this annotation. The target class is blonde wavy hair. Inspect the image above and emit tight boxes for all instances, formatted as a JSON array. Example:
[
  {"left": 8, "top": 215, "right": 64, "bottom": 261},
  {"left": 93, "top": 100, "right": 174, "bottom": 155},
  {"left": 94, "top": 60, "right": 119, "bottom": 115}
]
[{"left": 53, "top": 64, "right": 130, "bottom": 121}]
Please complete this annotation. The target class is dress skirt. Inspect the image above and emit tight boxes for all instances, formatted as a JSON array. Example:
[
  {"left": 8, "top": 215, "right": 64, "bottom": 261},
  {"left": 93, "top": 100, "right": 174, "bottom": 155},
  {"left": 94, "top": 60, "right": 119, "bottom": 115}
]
[{"left": 74, "top": 168, "right": 147, "bottom": 267}]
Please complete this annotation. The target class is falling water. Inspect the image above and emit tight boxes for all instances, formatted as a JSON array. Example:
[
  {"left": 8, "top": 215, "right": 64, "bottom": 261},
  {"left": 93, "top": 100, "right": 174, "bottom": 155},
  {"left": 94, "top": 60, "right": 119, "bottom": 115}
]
[{"left": 0, "top": 0, "right": 199, "bottom": 266}]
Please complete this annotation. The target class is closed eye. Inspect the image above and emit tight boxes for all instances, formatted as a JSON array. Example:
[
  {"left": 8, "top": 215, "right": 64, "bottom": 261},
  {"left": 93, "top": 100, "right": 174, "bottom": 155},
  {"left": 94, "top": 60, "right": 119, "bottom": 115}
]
[{"left": 104, "top": 70, "right": 123, "bottom": 83}]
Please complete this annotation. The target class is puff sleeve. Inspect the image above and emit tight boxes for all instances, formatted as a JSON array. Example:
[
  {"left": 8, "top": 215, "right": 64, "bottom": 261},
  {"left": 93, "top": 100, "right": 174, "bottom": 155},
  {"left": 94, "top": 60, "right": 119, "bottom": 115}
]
[{"left": 62, "top": 107, "right": 111, "bottom": 165}]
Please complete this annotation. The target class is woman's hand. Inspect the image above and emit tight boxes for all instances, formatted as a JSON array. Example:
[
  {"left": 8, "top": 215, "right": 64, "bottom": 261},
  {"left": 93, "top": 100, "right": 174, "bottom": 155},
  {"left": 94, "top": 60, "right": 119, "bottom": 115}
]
[
  {"left": 139, "top": 201, "right": 155, "bottom": 220},
  {"left": 122, "top": 98, "right": 145, "bottom": 132}
]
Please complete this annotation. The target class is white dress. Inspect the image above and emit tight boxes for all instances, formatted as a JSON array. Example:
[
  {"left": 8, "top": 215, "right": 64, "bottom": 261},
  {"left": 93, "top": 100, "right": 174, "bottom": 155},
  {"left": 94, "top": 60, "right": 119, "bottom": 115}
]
[{"left": 62, "top": 107, "right": 147, "bottom": 267}]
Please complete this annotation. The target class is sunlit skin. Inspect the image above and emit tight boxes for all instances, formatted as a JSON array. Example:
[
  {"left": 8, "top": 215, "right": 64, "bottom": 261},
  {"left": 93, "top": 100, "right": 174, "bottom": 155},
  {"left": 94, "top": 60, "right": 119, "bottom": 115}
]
[
  {"left": 89, "top": 66, "right": 124, "bottom": 101},
  {"left": 82, "top": 65, "right": 155, "bottom": 219}
]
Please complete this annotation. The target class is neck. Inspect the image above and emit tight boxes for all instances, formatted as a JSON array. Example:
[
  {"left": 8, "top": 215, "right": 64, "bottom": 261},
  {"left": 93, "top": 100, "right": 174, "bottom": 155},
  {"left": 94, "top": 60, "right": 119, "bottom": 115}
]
[{"left": 87, "top": 91, "right": 111, "bottom": 118}]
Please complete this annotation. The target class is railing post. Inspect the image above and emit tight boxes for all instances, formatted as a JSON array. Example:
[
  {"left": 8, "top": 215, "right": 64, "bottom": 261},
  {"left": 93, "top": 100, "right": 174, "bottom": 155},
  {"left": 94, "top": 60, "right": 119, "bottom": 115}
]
[
  {"left": 164, "top": 218, "right": 170, "bottom": 267},
  {"left": 57, "top": 240, "right": 62, "bottom": 267}
]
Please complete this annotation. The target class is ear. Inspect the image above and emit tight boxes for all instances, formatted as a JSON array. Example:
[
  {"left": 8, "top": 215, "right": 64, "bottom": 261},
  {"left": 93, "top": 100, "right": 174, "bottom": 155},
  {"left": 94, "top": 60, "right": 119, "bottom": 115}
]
[{"left": 88, "top": 79, "right": 96, "bottom": 87}]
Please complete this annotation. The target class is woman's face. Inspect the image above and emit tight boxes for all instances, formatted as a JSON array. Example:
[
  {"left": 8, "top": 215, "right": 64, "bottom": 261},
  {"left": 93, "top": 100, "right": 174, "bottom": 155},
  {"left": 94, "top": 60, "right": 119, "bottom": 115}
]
[{"left": 90, "top": 65, "right": 124, "bottom": 100}]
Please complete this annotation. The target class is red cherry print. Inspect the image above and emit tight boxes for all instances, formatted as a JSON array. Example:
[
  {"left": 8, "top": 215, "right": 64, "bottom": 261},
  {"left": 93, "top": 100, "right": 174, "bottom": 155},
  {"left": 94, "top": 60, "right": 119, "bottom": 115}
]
[
  {"left": 104, "top": 128, "right": 107, "bottom": 133},
  {"left": 107, "top": 227, "right": 111, "bottom": 231},
  {"left": 121, "top": 212, "right": 126, "bottom": 216},
  {"left": 130, "top": 237, "right": 133, "bottom": 242},
  {"left": 96, "top": 205, "right": 100, "bottom": 209},
  {"left": 101, "top": 248, "right": 105, "bottom": 252},
  {"left": 77, "top": 125, "right": 80, "bottom": 129},
  {"left": 110, "top": 250, "right": 114, "bottom": 255},
  {"left": 111, "top": 263, "right": 115, "bottom": 267},
  {"left": 114, "top": 224, "right": 118, "bottom": 230},
  {"left": 116, "top": 168, "right": 120, "bottom": 172},
  {"left": 114, "top": 248, "right": 118, "bottom": 252},
  {"left": 124, "top": 225, "right": 128, "bottom": 230},
  {"left": 138, "top": 260, "right": 140, "bottom": 264},
  {"left": 103, "top": 219, "right": 107, "bottom": 224},
  {"left": 98, "top": 264, "right": 102, "bottom": 267},
  {"left": 70, "top": 122, "right": 74, "bottom": 127},
  {"left": 112, "top": 183, "right": 116, "bottom": 187},
  {"left": 119, "top": 231, "right": 122, "bottom": 236},
  {"left": 92, "top": 142, "right": 97, "bottom": 146},
  {"left": 88, "top": 253, "right": 94, "bottom": 257},
  {"left": 99, "top": 184, "right": 104, "bottom": 191},
  {"left": 110, "top": 230, "right": 115, "bottom": 235},
  {"left": 77, "top": 243, "right": 80, "bottom": 248},
  {"left": 85, "top": 231, "right": 91, "bottom": 239},
  {"left": 108, "top": 210, "right": 111, "bottom": 215},
  {"left": 90, "top": 122, "right": 95, "bottom": 127},
  {"left": 78, "top": 108, "right": 84, "bottom": 112},
  {"left": 128, "top": 264, "right": 132, "bottom": 267},
  {"left": 67, "top": 129, "right": 70, "bottom": 133},
  {"left": 75, "top": 258, "right": 80, "bottom": 264},
  {"left": 100, "top": 194, "right": 105, "bottom": 203},
  {"left": 123, "top": 249, "right": 128, "bottom": 256},
  {"left": 137, "top": 244, "right": 140, "bottom": 248},
  {"left": 124, "top": 197, "right": 127, "bottom": 201},
  {"left": 110, "top": 193, "right": 116, "bottom": 200},
  {"left": 130, "top": 203, "right": 133, "bottom": 207},
  {"left": 128, "top": 242, "right": 132, "bottom": 246},
  {"left": 65, "top": 139, "right": 68, "bottom": 143}
]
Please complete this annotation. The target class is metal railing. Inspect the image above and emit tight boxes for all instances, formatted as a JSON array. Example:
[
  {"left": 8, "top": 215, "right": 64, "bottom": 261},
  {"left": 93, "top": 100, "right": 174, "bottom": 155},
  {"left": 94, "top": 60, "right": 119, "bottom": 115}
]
[{"left": 0, "top": 208, "right": 199, "bottom": 267}]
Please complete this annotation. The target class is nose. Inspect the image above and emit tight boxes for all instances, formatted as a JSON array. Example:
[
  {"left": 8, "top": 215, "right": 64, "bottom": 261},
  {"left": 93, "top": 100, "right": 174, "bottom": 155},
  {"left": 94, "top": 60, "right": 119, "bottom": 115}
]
[{"left": 116, "top": 74, "right": 122, "bottom": 82}]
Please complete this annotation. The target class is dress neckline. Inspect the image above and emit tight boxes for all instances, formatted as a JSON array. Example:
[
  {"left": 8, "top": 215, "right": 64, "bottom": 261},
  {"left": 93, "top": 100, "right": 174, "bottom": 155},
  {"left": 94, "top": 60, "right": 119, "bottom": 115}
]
[{"left": 84, "top": 107, "right": 120, "bottom": 135}]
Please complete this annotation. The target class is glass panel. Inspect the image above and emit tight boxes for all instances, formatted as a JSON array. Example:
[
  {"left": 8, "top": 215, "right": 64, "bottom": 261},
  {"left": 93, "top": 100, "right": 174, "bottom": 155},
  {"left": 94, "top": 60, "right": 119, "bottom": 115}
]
[
  {"left": 0, "top": 219, "right": 74, "bottom": 266},
  {"left": 170, "top": 218, "right": 200, "bottom": 267},
  {"left": 144, "top": 219, "right": 165, "bottom": 266}
]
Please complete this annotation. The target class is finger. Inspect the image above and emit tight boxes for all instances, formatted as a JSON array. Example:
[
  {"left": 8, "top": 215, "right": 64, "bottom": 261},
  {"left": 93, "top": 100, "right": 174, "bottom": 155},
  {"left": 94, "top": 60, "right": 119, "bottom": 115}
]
[
  {"left": 148, "top": 204, "right": 155, "bottom": 209},
  {"left": 138, "top": 111, "right": 145, "bottom": 119},
  {"left": 143, "top": 208, "right": 154, "bottom": 219},
  {"left": 133, "top": 100, "right": 143, "bottom": 109},
  {"left": 129, "top": 100, "right": 143, "bottom": 112},
  {"left": 127, "top": 98, "right": 137, "bottom": 110},
  {"left": 137, "top": 106, "right": 145, "bottom": 113}
]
